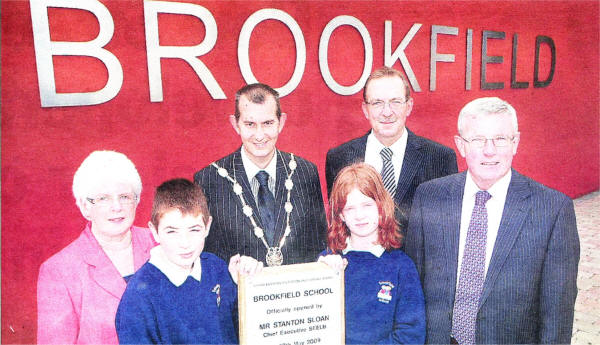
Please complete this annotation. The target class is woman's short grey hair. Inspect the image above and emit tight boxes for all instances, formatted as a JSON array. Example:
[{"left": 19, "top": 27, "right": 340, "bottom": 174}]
[
  {"left": 72, "top": 151, "right": 142, "bottom": 207},
  {"left": 457, "top": 97, "right": 518, "bottom": 135}
]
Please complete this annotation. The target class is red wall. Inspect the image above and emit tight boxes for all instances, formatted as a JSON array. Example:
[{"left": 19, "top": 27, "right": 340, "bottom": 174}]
[{"left": 2, "top": 1, "right": 598, "bottom": 343}]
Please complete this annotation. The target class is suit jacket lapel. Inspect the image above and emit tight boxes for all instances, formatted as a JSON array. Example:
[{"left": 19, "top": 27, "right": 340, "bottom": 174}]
[
  {"left": 395, "top": 129, "right": 423, "bottom": 203},
  {"left": 232, "top": 149, "right": 261, "bottom": 228},
  {"left": 80, "top": 226, "right": 126, "bottom": 299},
  {"left": 273, "top": 151, "right": 288, "bottom": 245},
  {"left": 479, "top": 170, "right": 531, "bottom": 309},
  {"left": 351, "top": 131, "right": 369, "bottom": 163},
  {"left": 445, "top": 173, "right": 467, "bottom": 297}
]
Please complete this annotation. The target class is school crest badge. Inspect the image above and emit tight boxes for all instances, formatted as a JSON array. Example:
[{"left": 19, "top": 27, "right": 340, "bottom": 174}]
[
  {"left": 212, "top": 284, "right": 221, "bottom": 307},
  {"left": 377, "top": 281, "right": 395, "bottom": 303}
]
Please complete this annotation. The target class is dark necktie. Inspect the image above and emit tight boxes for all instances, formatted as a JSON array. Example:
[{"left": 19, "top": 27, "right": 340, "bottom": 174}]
[
  {"left": 380, "top": 147, "right": 396, "bottom": 197},
  {"left": 255, "top": 171, "right": 276, "bottom": 246},
  {"left": 451, "top": 190, "right": 492, "bottom": 345}
]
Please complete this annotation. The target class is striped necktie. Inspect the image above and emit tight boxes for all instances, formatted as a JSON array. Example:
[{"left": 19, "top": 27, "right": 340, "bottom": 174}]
[{"left": 380, "top": 147, "right": 396, "bottom": 197}]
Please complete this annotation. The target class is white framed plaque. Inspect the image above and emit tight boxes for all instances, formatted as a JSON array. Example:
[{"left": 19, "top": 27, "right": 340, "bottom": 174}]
[{"left": 238, "top": 262, "right": 345, "bottom": 345}]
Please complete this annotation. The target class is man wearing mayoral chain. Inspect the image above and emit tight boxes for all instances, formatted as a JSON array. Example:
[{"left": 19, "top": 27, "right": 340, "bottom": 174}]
[{"left": 195, "top": 83, "right": 327, "bottom": 266}]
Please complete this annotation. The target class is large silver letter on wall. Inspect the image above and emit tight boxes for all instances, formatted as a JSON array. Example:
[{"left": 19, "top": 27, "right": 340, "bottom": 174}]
[
  {"left": 319, "top": 16, "right": 372, "bottom": 95},
  {"left": 238, "top": 9, "right": 306, "bottom": 97},
  {"left": 385, "top": 22, "right": 422, "bottom": 92},
  {"left": 144, "top": 0, "right": 225, "bottom": 101},
  {"left": 30, "top": 0, "right": 123, "bottom": 107},
  {"left": 430, "top": 25, "right": 458, "bottom": 91}
]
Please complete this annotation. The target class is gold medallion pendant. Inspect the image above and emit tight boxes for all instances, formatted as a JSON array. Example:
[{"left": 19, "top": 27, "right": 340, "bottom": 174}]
[{"left": 266, "top": 247, "right": 284, "bottom": 267}]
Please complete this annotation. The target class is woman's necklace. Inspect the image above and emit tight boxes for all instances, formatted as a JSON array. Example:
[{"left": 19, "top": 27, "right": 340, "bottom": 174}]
[{"left": 211, "top": 151, "right": 296, "bottom": 266}]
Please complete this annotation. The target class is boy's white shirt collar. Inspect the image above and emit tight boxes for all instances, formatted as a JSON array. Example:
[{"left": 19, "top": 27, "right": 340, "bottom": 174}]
[
  {"left": 149, "top": 246, "right": 202, "bottom": 287},
  {"left": 342, "top": 238, "right": 385, "bottom": 257},
  {"left": 240, "top": 145, "right": 277, "bottom": 183}
]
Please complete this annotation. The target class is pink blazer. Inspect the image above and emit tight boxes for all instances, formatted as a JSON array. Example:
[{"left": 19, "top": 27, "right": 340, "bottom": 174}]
[{"left": 37, "top": 223, "right": 155, "bottom": 344}]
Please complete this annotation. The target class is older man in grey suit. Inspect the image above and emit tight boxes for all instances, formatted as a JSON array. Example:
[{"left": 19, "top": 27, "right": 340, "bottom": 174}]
[{"left": 404, "top": 97, "right": 579, "bottom": 344}]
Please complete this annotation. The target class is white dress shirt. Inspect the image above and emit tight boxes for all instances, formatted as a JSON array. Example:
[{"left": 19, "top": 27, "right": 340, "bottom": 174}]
[
  {"left": 456, "top": 170, "right": 512, "bottom": 284},
  {"left": 148, "top": 246, "right": 202, "bottom": 287},
  {"left": 364, "top": 129, "right": 408, "bottom": 186},
  {"left": 240, "top": 146, "right": 277, "bottom": 201}
]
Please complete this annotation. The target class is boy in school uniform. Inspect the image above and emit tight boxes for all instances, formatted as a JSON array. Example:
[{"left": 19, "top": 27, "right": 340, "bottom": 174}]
[{"left": 116, "top": 178, "right": 262, "bottom": 344}]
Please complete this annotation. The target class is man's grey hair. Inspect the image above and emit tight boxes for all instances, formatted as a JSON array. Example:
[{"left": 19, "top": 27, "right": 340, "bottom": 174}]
[{"left": 458, "top": 97, "right": 518, "bottom": 135}]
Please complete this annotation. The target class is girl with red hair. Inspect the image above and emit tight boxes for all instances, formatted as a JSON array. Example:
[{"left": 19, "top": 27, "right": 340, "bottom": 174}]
[{"left": 318, "top": 163, "right": 425, "bottom": 344}]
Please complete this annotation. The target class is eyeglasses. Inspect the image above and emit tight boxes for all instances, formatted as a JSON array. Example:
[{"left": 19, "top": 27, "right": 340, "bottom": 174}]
[
  {"left": 365, "top": 98, "right": 408, "bottom": 110},
  {"left": 86, "top": 193, "right": 138, "bottom": 206},
  {"left": 460, "top": 135, "right": 515, "bottom": 148}
]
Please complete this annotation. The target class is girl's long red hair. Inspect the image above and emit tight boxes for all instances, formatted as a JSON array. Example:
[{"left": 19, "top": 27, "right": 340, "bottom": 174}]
[{"left": 327, "top": 163, "right": 401, "bottom": 252}]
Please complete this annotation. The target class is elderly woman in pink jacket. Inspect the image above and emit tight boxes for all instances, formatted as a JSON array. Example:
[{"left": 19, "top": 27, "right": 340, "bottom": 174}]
[{"left": 37, "top": 151, "right": 156, "bottom": 344}]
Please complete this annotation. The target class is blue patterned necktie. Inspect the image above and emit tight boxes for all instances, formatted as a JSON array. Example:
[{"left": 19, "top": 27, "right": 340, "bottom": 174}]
[
  {"left": 452, "top": 190, "right": 492, "bottom": 345},
  {"left": 255, "top": 171, "right": 276, "bottom": 246},
  {"left": 380, "top": 147, "right": 396, "bottom": 197}
]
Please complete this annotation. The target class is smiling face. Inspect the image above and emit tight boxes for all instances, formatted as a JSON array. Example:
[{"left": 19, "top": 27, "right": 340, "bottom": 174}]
[
  {"left": 362, "top": 76, "right": 413, "bottom": 147},
  {"left": 340, "top": 188, "right": 380, "bottom": 250},
  {"left": 81, "top": 181, "right": 138, "bottom": 241},
  {"left": 150, "top": 209, "right": 212, "bottom": 271},
  {"left": 455, "top": 112, "right": 520, "bottom": 190},
  {"left": 230, "top": 94, "right": 287, "bottom": 169}
]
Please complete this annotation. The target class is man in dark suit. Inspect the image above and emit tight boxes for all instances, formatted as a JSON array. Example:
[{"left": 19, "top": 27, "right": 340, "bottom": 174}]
[
  {"left": 325, "top": 66, "right": 457, "bottom": 229},
  {"left": 404, "top": 97, "right": 579, "bottom": 344},
  {"left": 194, "top": 83, "right": 327, "bottom": 266}
]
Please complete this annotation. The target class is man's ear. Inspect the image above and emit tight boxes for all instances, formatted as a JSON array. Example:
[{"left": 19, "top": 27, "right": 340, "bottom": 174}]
[
  {"left": 148, "top": 221, "right": 160, "bottom": 244},
  {"left": 405, "top": 97, "right": 414, "bottom": 118},
  {"left": 454, "top": 135, "right": 467, "bottom": 158},
  {"left": 229, "top": 115, "right": 240, "bottom": 135},
  {"left": 278, "top": 113, "right": 287, "bottom": 133},
  {"left": 361, "top": 101, "right": 369, "bottom": 120},
  {"left": 511, "top": 132, "right": 521, "bottom": 155}
]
